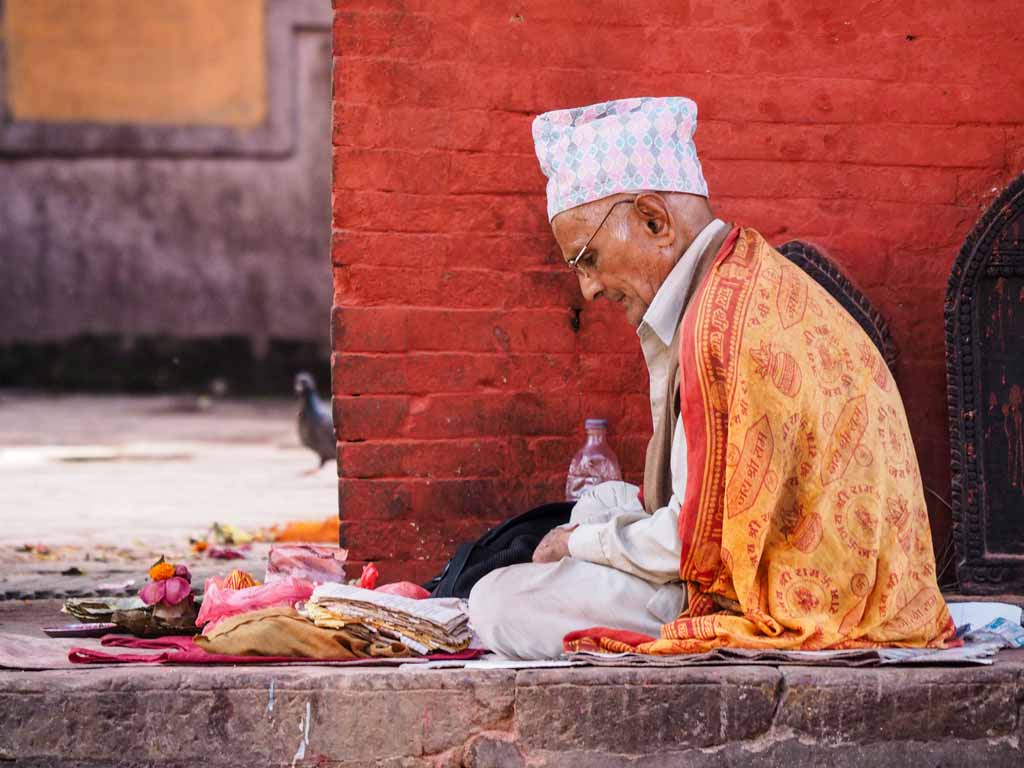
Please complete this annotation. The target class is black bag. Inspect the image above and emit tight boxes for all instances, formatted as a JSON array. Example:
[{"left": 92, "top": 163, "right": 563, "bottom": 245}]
[{"left": 422, "top": 502, "right": 574, "bottom": 599}]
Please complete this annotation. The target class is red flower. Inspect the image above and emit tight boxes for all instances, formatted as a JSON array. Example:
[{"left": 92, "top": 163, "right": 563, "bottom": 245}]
[{"left": 358, "top": 563, "right": 380, "bottom": 590}]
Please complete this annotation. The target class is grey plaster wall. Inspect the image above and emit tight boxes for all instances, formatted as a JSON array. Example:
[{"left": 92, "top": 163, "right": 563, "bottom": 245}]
[{"left": 0, "top": 1, "right": 333, "bottom": 387}]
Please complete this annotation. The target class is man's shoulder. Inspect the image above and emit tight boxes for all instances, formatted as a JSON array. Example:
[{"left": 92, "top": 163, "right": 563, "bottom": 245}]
[
  {"left": 690, "top": 226, "right": 797, "bottom": 332},
  {"left": 700, "top": 226, "right": 858, "bottom": 333},
  {"left": 688, "top": 226, "right": 877, "bottom": 382}
]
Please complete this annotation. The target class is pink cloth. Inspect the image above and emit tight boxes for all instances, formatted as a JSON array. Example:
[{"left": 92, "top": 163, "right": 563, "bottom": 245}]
[
  {"left": 196, "top": 575, "right": 314, "bottom": 634},
  {"left": 375, "top": 581, "right": 430, "bottom": 599}
]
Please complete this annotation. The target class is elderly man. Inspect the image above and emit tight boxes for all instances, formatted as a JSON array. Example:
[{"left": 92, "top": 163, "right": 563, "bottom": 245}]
[{"left": 468, "top": 97, "right": 955, "bottom": 659}]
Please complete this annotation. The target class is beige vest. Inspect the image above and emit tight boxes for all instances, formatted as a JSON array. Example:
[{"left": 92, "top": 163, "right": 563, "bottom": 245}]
[
  {"left": 641, "top": 323, "right": 683, "bottom": 515},
  {"left": 639, "top": 221, "right": 730, "bottom": 516}
]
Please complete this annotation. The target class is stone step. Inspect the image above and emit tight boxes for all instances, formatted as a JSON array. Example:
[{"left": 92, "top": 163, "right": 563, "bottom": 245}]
[
  {"left": 3, "top": 601, "right": 1024, "bottom": 766},
  {"left": 3, "top": 653, "right": 1024, "bottom": 765}
]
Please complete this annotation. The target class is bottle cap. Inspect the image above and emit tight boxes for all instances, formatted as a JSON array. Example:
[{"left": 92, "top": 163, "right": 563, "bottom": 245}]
[{"left": 584, "top": 418, "right": 608, "bottom": 430}]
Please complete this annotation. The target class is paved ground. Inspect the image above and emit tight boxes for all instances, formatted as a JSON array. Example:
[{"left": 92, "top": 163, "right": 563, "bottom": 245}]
[{"left": 0, "top": 392, "right": 338, "bottom": 598}]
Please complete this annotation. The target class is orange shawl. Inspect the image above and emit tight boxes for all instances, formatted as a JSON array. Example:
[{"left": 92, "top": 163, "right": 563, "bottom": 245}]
[{"left": 566, "top": 227, "right": 956, "bottom": 654}]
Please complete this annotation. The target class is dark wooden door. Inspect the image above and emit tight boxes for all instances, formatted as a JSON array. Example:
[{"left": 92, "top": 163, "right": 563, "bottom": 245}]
[{"left": 947, "top": 172, "right": 1024, "bottom": 593}]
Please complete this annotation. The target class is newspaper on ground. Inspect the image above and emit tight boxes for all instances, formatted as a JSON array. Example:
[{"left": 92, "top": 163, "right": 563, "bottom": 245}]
[
  {"left": 566, "top": 640, "right": 1002, "bottom": 667},
  {"left": 963, "top": 617, "right": 1024, "bottom": 649}
]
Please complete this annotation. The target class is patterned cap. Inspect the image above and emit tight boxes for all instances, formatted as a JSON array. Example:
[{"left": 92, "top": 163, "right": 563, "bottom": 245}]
[{"left": 532, "top": 97, "right": 708, "bottom": 221}]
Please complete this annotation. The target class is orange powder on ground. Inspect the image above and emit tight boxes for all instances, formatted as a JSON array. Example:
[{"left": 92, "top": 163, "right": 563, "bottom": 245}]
[{"left": 271, "top": 517, "right": 340, "bottom": 543}]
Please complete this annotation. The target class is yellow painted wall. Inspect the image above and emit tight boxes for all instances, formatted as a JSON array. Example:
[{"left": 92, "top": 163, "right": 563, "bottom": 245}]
[{"left": 3, "top": 0, "right": 266, "bottom": 126}]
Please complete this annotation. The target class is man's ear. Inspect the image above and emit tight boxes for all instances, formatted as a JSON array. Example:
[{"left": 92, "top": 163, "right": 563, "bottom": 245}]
[{"left": 633, "top": 193, "right": 675, "bottom": 246}]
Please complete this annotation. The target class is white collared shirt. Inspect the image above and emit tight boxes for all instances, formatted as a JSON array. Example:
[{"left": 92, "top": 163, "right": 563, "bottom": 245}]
[{"left": 568, "top": 219, "right": 728, "bottom": 583}]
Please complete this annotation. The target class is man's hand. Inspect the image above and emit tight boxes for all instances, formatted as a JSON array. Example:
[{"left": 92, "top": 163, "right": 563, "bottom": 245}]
[{"left": 532, "top": 525, "right": 578, "bottom": 563}]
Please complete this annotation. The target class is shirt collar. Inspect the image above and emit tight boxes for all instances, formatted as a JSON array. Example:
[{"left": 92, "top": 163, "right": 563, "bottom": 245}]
[{"left": 639, "top": 218, "right": 727, "bottom": 346}]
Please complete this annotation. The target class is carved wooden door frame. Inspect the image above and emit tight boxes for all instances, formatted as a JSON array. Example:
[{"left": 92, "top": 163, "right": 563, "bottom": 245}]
[{"left": 946, "top": 172, "right": 1024, "bottom": 593}]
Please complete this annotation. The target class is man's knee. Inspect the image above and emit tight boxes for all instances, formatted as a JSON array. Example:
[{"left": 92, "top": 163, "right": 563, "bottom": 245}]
[
  {"left": 467, "top": 567, "right": 507, "bottom": 641},
  {"left": 468, "top": 561, "right": 573, "bottom": 659}
]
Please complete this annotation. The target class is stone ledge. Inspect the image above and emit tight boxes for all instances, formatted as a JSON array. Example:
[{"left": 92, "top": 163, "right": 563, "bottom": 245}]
[
  {"left": 514, "top": 666, "right": 781, "bottom": 753},
  {"left": 3, "top": 602, "right": 1023, "bottom": 766},
  {"left": 2, "top": 656, "right": 1023, "bottom": 767}
]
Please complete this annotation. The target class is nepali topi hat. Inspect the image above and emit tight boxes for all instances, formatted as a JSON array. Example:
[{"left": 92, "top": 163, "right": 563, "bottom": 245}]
[{"left": 532, "top": 96, "right": 708, "bottom": 221}]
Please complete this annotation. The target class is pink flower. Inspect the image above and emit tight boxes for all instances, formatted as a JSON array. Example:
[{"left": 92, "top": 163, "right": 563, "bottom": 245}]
[{"left": 140, "top": 576, "right": 192, "bottom": 606}]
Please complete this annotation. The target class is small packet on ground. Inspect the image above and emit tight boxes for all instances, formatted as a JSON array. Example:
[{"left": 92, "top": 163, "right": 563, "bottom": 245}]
[
  {"left": 265, "top": 544, "right": 348, "bottom": 584},
  {"left": 968, "top": 617, "right": 1024, "bottom": 648}
]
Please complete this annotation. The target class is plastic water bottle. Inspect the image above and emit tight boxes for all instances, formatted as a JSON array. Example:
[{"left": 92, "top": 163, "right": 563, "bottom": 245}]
[{"left": 565, "top": 419, "right": 622, "bottom": 501}]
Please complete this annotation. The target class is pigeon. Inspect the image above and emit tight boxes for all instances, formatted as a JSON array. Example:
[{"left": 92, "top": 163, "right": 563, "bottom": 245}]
[{"left": 294, "top": 372, "right": 336, "bottom": 474}]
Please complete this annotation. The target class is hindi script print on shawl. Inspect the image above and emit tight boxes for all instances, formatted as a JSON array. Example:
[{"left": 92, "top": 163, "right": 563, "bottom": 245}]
[{"left": 565, "top": 228, "right": 956, "bottom": 655}]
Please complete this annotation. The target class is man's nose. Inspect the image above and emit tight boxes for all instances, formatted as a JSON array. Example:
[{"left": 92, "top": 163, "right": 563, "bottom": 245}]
[{"left": 577, "top": 273, "right": 603, "bottom": 302}]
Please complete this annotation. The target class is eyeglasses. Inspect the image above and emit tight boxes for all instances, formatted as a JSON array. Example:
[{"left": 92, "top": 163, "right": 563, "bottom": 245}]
[{"left": 565, "top": 198, "right": 635, "bottom": 277}]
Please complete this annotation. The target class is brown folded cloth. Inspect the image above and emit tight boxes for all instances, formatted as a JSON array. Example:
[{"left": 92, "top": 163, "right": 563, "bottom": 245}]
[{"left": 194, "top": 607, "right": 410, "bottom": 659}]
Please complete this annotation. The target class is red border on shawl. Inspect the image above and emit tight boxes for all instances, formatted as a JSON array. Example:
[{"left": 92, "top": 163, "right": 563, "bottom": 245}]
[
  {"left": 676, "top": 226, "right": 741, "bottom": 572},
  {"left": 562, "top": 627, "right": 658, "bottom": 648}
]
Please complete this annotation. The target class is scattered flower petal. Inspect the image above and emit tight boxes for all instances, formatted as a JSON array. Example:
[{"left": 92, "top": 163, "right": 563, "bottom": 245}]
[{"left": 208, "top": 546, "right": 246, "bottom": 560}]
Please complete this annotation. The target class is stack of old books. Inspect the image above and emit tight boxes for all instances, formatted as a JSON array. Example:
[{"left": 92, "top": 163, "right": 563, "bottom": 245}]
[{"left": 303, "top": 583, "right": 472, "bottom": 655}]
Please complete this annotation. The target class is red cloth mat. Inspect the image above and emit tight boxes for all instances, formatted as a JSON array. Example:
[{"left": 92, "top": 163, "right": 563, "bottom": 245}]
[{"left": 69, "top": 635, "right": 485, "bottom": 666}]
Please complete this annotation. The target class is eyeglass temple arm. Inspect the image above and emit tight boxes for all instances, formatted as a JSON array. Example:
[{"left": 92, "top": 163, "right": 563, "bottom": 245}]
[{"left": 572, "top": 199, "right": 633, "bottom": 264}]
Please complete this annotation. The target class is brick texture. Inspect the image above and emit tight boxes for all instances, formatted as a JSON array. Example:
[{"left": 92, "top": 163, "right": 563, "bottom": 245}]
[{"left": 331, "top": 0, "right": 1024, "bottom": 581}]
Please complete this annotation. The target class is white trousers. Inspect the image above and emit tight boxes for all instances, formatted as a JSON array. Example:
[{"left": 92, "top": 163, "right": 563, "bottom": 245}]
[{"left": 467, "top": 482, "right": 686, "bottom": 660}]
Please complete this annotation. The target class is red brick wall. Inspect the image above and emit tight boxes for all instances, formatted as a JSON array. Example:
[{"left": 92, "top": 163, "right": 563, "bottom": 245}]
[{"left": 330, "top": 0, "right": 1024, "bottom": 582}]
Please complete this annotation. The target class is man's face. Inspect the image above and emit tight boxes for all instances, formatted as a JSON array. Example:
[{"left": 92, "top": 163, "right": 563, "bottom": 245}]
[{"left": 551, "top": 195, "right": 669, "bottom": 327}]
